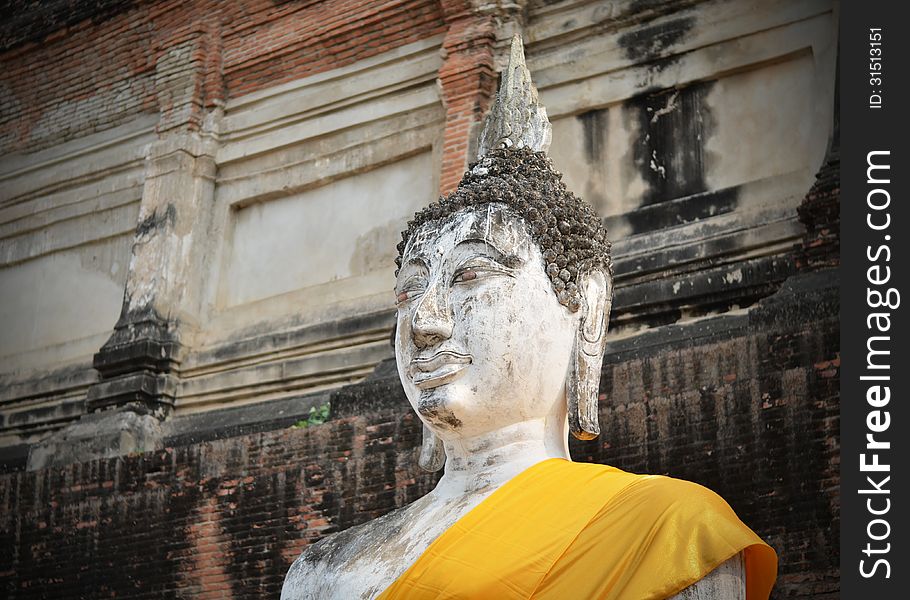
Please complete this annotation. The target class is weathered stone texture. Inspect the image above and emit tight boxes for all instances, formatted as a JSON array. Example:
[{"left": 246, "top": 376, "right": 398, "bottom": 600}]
[
  {"left": 0, "top": 379, "right": 433, "bottom": 599},
  {"left": 798, "top": 147, "right": 840, "bottom": 271}
]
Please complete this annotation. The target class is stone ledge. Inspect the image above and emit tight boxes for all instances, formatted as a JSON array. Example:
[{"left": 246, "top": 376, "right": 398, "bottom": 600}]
[
  {"left": 162, "top": 390, "right": 333, "bottom": 449},
  {"left": 605, "top": 268, "right": 838, "bottom": 365},
  {"left": 86, "top": 371, "right": 180, "bottom": 413},
  {"left": 26, "top": 405, "right": 164, "bottom": 471}
]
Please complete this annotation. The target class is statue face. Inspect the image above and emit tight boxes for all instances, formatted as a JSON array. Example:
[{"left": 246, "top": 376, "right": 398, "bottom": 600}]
[{"left": 395, "top": 204, "right": 579, "bottom": 440}]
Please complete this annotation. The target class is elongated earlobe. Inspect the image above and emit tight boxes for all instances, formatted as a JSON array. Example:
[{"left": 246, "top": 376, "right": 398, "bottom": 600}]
[
  {"left": 418, "top": 423, "right": 446, "bottom": 472},
  {"left": 567, "top": 270, "right": 612, "bottom": 440}
]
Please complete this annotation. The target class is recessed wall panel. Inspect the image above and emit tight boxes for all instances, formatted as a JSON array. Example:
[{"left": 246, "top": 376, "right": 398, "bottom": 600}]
[{"left": 221, "top": 152, "right": 434, "bottom": 308}]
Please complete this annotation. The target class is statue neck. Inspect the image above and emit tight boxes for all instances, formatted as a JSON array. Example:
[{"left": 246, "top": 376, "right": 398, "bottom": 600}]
[{"left": 432, "top": 415, "right": 570, "bottom": 499}]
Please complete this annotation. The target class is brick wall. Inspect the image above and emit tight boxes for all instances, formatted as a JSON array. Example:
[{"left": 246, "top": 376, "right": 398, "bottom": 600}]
[
  {"left": 435, "top": 1, "right": 498, "bottom": 194},
  {"left": 0, "top": 0, "right": 507, "bottom": 193},
  {"left": 0, "top": 0, "right": 445, "bottom": 154},
  {"left": 0, "top": 2, "right": 158, "bottom": 154},
  {"left": 222, "top": 0, "right": 445, "bottom": 99},
  {"left": 0, "top": 385, "right": 436, "bottom": 599}
]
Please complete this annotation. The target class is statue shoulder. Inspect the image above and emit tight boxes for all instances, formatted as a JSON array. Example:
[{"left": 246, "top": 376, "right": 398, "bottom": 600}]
[
  {"left": 619, "top": 473, "right": 736, "bottom": 525},
  {"left": 587, "top": 470, "right": 757, "bottom": 599},
  {"left": 627, "top": 471, "right": 720, "bottom": 496},
  {"left": 669, "top": 553, "right": 745, "bottom": 600},
  {"left": 281, "top": 524, "right": 360, "bottom": 600},
  {"left": 280, "top": 503, "right": 416, "bottom": 600}
]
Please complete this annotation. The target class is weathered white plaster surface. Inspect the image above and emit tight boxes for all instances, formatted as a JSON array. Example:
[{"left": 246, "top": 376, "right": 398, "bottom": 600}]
[
  {"left": 673, "top": 547, "right": 745, "bottom": 599},
  {"left": 531, "top": 0, "right": 834, "bottom": 118},
  {"left": 548, "top": 106, "right": 635, "bottom": 217},
  {"left": 703, "top": 55, "right": 822, "bottom": 191},
  {"left": 282, "top": 205, "right": 577, "bottom": 598}
]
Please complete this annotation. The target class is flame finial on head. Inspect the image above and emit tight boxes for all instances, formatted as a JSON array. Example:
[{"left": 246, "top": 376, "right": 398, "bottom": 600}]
[
  {"left": 476, "top": 35, "right": 552, "bottom": 159},
  {"left": 396, "top": 35, "right": 611, "bottom": 316}
]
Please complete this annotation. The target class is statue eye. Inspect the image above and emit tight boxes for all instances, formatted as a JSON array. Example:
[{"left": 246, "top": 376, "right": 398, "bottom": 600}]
[
  {"left": 452, "top": 258, "right": 515, "bottom": 285},
  {"left": 453, "top": 269, "right": 478, "bottom": 283},
  {"left": 396, "top": 287, "right": 425, "bottom": 305},
  {"left": 395, "top": 276, "right": 426, "bottom": 305}
]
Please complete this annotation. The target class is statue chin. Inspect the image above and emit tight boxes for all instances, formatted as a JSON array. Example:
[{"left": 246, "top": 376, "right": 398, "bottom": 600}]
[{"left": 414, "top": 387, "right": 466, "bottom": 432}]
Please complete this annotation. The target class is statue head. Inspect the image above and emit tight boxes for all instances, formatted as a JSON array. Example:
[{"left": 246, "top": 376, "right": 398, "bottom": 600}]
[{"left": 394, "top": 37, "right": 613, "bottom": 471}]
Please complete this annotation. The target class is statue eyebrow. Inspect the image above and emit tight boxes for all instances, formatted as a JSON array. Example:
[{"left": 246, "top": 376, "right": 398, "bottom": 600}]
[
  {"left": 399, "top": 256, "right": 429, "bottom": 272},
  {"left": 454, "top": 238, "right": 523, "bottom": 268}
]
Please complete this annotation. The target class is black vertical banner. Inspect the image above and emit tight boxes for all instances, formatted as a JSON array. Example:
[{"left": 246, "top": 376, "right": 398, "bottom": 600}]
[{"left": 840, "top": 1, "right": 909, "bottom": 596}]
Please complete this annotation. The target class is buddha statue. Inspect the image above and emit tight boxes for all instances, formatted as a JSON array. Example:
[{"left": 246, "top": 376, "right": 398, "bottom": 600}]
[{"left": 282, "top": 36, "right": 776, "bottom": 600}]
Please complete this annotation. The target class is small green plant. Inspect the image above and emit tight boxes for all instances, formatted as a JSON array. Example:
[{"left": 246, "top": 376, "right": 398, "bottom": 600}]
[{"left": 293, "top": 401, "right": 331, "bottom": 428}]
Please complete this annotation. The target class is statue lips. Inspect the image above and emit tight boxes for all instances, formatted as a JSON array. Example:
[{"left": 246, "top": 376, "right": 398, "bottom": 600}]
[{"left": 409, "top": 351, "right": 472, "bottom": 390}]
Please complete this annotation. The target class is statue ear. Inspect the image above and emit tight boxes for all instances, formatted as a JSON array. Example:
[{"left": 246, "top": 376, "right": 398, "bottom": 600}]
[
  {"left": 418, "top": 423, "right": 446, "bottom": 472},
  {"left": 567, "top": 269, "right": 612, "bottom": 440}
]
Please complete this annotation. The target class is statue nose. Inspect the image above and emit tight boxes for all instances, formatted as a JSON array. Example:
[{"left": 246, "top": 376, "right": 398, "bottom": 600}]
[{"left": 411, "top": 280, "right": 454, "bottom": 348}]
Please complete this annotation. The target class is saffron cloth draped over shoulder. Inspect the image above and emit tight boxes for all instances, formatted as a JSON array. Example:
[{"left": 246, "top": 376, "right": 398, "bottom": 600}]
[{"left": 378, "top": 459, "right": 777, "bottom": 600}]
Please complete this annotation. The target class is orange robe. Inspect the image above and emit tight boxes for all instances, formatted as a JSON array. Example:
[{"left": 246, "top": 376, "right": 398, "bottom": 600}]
[{"left": 378, "top": 458, "right": 776, "bottom": 599}]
